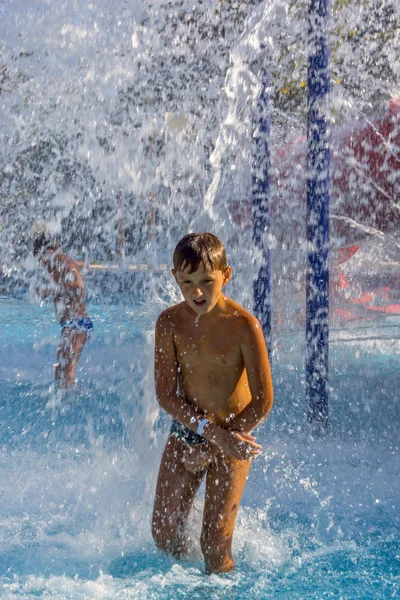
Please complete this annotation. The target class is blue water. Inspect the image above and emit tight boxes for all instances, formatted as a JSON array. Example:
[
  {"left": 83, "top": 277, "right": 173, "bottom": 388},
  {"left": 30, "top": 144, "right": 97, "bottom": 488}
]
[{"left": 1, "top": 297, "right": 399, "bottom": 599}]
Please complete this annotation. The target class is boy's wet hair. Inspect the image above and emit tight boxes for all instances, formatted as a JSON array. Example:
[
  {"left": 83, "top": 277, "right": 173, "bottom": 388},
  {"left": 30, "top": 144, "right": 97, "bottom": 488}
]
[
  {"left": 33, "top": 232, "right": 58, "bottom": 256},
  {"left": 173, "top": 232, "right": 227, "bottom": 273}
]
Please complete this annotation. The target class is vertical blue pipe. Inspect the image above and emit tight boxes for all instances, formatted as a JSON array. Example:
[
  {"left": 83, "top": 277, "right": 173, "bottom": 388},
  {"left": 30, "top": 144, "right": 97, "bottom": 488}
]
[
  {"left": 252, "top": 66, "right": 272, "bottom": 355},
  {"left": 306, "top": 0, "right": 330, "bottom": 434}
]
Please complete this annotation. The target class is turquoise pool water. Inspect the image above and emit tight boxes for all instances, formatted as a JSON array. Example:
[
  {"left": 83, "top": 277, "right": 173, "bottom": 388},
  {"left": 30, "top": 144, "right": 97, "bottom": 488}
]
[{"left": 0, "top": 297, "right": 399, "bottom": 599}]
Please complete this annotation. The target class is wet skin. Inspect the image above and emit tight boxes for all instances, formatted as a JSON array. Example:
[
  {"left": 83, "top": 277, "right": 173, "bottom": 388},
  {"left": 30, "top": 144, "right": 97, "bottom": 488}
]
[
  {"left": 40, "top": 250, "right": 88, "bottom": 324},
  {"left": 152, "top": 262, "right": 273, "bottom": 573},
  {"left": 37, "top": 249, "right": 89, "bottom": 389}
]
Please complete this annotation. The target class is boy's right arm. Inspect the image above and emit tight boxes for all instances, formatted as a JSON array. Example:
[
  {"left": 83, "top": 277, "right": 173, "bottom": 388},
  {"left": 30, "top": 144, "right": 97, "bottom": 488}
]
[{"left": 154, "top": 312, "right": 261, "bottom": 461}]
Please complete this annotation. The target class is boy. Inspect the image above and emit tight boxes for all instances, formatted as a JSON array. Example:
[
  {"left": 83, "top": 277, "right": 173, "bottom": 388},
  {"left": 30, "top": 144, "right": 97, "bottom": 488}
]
[
  {"left": 33, "top": 232, "right": 93, "bottom": 390},
  {"left": 152, "top": 232, "right": 273, "bottom": 574}
]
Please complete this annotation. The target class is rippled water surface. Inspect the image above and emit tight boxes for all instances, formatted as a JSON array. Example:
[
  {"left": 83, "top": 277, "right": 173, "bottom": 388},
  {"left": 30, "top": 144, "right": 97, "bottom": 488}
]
[{"left": 1, "top": 298, "right": 399, "bottom": 599}]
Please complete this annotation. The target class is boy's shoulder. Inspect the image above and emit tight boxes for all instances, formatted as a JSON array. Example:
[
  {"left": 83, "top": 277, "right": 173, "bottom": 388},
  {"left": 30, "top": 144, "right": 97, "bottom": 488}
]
[
  {"left": 53, "top": 253, "right": 84, "bottom": 287},
  {"left": 52, "top": 252, "right": 74, "bottom": 272},
  {"left": 224, "top": 297, "right": 262, "bottom": 335},
  {"left": 156, "top": 302, "right": 186, "bottom": 326}
]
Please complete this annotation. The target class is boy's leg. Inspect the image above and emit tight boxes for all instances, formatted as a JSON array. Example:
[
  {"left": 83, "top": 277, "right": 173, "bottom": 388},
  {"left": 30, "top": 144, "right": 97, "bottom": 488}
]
[
  {"left": 152, "top": 435, "right": 205, "bottom": 557},
  {"left": 201, "top": 453, "right": 251, "bottom": 574},
  {"left": 56, "top": 329, "right": 87, "bottom": 388}
]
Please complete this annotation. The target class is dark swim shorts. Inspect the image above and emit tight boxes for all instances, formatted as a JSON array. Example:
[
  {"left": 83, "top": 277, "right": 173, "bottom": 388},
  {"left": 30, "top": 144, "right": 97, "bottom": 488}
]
[
  {"left": 61, "top": 317, "right": 93, "bottom": 337},
  {"left": 170, "top": 420, "right": 206, "bottom": 447}
]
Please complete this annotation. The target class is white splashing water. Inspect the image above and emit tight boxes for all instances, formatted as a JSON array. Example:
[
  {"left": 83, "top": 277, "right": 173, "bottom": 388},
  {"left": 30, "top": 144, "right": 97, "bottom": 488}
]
[{"left": 0, "top": 0, "right": 399, "bottom": 597}]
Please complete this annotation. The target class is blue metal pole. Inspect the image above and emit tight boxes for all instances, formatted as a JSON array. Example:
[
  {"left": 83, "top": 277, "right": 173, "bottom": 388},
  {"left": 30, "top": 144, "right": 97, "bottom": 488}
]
[
  {"left": 252, "top": 66, "right": 272, "bottom": 355},
  {"left": 306, "top": 0, "right": 330, "bottom": 434}
]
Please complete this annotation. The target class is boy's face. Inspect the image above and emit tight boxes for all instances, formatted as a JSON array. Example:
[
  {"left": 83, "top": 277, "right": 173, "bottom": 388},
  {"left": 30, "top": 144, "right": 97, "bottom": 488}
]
[{"left": 173, "top": 262, "right": 231, "bottom": 316}]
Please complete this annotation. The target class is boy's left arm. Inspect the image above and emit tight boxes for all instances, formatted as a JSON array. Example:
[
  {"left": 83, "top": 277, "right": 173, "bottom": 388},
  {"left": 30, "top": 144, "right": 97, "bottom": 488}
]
[{"left": 227, "top": 315, "right": 273, "bottom": 433}]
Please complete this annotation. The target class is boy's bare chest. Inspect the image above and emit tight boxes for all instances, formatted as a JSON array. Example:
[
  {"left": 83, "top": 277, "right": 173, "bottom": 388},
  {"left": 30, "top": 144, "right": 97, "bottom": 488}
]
[{"left": 174, "top": 324, "right": 242, "bottom": 368}]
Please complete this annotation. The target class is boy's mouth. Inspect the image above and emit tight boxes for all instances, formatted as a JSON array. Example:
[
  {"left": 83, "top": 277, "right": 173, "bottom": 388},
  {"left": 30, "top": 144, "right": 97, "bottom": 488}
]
[{"left": 193, "top": 298, "right": 206, "bottom": 307}]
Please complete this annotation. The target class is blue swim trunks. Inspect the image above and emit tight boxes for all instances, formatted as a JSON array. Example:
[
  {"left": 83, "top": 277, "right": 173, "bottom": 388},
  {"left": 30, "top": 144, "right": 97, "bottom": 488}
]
[
  {"left": 170, "top": 420, "right": 206, "bottom": 447},
  {"left": 61, "top": 317, "right": 93, "bottom": 337}
]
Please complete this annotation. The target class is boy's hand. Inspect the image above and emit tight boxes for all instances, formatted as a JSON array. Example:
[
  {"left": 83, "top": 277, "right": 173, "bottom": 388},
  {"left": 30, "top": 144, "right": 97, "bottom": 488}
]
[{"left": 212, "top": 429, "right": 262, "bottom": 461}]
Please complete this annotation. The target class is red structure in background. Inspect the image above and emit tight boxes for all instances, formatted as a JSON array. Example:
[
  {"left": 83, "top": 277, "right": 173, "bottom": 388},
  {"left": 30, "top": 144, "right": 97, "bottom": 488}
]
[
  {"left": 231, "top": 99, "right": 400, "bottom": 322},
  {"left": 331, "top": 99, "right": 400, "bottom": 319},
  {"left": 272, "top": 98, "right": 399, "bottom": 243},
  {"left": 332, "top": 97, "right": 400, "bottom": 236}
]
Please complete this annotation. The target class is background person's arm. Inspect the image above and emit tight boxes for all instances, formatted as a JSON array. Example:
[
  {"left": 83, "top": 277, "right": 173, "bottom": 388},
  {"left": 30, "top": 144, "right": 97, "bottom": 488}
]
[{"left": 56, "top": 257, "right": 85, "bottom": 295}]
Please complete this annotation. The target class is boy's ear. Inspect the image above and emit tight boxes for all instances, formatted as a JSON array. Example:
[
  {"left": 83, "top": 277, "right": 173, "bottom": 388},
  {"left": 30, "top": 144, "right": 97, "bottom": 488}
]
[
  {"left": 223, "top": 266, "right": 232, "bottom": 286},
  {"left": 171, "top": 268, "right": 177, "bottom": 283}
]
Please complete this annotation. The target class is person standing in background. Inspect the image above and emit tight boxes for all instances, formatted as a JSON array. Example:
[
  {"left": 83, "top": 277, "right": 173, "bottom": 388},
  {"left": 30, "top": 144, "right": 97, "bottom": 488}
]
[{"left": 34, "top": 232, "right": 93, "bottom": 390}]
